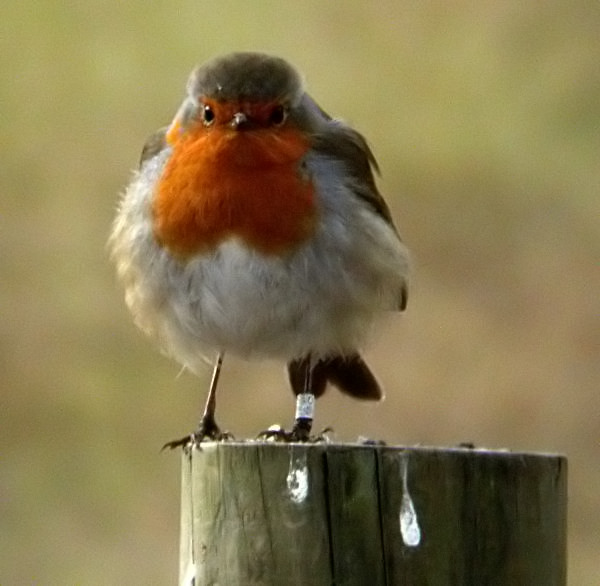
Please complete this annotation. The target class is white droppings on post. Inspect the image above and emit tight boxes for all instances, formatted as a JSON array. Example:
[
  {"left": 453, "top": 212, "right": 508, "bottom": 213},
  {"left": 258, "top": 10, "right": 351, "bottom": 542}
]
[
  {"left": 286, "top": 447, "right": 309, "bottom": 504},
  {"left": 399, "top": 454, "right": 421, "bottom": 547}
]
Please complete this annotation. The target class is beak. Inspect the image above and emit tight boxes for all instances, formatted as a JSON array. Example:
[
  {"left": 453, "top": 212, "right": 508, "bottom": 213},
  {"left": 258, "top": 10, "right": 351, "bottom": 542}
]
[{"left": 230, "top": 112, "right": 249, "bottom": 130}]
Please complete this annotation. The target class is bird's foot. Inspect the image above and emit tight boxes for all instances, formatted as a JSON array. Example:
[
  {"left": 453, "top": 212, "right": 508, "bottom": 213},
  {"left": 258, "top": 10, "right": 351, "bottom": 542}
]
[
  {"left": 358, "top": 437, "right": 387, "bottom": 446},
  {"left": 258, "top": 422, "right": 333, "bottom": 443},
  {"left": 258, "top": 425, "right": 307, "bottom": 443},
  {"left": 162, "top": 415, "right": 233, "bottom": 450}
]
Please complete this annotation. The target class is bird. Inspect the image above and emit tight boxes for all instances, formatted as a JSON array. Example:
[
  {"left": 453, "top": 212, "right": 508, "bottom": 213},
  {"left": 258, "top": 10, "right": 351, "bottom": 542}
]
[{"left": 109, "top": 52, "right": 410, "bottom": 445}]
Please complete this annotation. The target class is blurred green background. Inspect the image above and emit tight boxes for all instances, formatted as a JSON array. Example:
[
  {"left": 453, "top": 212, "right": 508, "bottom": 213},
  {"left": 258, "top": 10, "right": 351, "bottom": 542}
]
[{"left": 1, "top": 1, "right": 598, "bottom": 584}]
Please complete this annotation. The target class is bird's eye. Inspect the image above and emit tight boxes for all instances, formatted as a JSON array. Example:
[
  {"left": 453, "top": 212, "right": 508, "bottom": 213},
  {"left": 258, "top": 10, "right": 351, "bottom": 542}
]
[
  {"left": 269, "top": 104, "right": 287, "bottom": 126},
  {"left": 202, "top": 104, "right": 215, "bottom": 126}
]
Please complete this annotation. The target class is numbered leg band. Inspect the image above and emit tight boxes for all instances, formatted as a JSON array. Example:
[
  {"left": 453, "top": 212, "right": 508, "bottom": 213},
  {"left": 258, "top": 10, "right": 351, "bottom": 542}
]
[{"left": 295, "top": 393, "right": 315, "bottom": 421}]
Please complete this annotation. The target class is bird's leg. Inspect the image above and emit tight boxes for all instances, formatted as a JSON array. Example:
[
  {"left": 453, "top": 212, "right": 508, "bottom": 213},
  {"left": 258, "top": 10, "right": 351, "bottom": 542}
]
[
  {"left": 290, "top": 356, "right": 315, "bottom": 441},
  {"left": 196, "top": 351, "right": 224, "bottom": 438},
  {"left": 258, "top": 354, "right": 328, "bottom": 442},
  {"left": 163, "top": 352, "right": 229, "bottom": 449}
]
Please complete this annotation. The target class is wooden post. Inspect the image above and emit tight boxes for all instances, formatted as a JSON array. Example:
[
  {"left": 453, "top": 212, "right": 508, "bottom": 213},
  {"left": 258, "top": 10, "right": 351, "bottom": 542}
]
[{"left": 178, "top": 443, "right": 567, "bottom": 586}]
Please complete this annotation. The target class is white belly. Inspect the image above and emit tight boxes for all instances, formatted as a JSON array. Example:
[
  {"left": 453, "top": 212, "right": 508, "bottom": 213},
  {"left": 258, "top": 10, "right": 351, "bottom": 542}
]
[{"left": 110, "top": 154, "right": 409, "bottom": 374}]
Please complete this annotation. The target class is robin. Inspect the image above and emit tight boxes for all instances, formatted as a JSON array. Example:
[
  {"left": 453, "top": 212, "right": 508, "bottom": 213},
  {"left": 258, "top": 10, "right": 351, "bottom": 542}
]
[{"left": 109, "top": 52, "right": 410, "bottom": 445}]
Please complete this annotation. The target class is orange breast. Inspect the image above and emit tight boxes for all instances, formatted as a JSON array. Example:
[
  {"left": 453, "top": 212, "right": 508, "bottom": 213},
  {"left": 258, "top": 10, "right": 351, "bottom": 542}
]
[{"left": 152, "top": 124, "right": 317, "bottom": 257}]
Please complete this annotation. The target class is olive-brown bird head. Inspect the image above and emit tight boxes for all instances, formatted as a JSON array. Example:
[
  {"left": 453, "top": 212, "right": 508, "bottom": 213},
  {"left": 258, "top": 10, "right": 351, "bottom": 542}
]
[
  {"left": 152, "top": 53, "right": 323, "bottom": 258},
  {"left": 165, "top": 52, "right": 317, "bottom": 142}
]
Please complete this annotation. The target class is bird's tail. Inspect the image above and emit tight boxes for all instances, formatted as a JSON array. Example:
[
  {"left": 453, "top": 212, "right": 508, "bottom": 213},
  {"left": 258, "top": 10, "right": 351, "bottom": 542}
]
[{"left": 287, "top": 353, "right": 382, "bottom": 400}]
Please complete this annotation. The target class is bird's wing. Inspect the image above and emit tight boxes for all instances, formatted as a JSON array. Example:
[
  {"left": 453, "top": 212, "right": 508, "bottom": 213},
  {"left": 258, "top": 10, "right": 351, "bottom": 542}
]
[
  {"left": 139, "top": 126, "right": 168, "bottom": 167},
  {"left": 306, "top": 103, "right": 408, "bottom": 311}
]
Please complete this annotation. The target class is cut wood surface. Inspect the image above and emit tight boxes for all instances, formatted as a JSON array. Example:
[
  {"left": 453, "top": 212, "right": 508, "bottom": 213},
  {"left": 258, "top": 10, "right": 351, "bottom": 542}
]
[{"left": 178, "top": 443, "right": 567, "bottom": 586}]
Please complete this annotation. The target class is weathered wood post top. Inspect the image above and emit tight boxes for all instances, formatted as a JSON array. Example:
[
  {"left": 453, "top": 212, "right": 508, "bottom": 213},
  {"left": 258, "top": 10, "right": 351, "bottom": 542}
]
[{"left": 178, "top": 442, "right": 567, "bottom": 586}]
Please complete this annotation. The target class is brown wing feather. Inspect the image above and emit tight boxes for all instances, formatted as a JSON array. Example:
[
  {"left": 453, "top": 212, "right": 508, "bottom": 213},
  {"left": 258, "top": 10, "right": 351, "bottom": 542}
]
[
  {"left": 139, "top": 126, "right": 168, "bottom": 167},
  {"left": 307, "top": 109, "right": 408, "bottom": 311},
  {"left": 309, "top": 122, "right": 396, "bottom": 221}
]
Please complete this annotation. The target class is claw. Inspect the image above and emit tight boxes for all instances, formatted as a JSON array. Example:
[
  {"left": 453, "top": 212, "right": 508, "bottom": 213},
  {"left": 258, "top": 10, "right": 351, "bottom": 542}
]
[
  {"left": 162, "top": 434, "right": 195, "bottom": 451},
  {"left": 161, "top": 414, "right": 233, "bottom": 450},
  {"left": 257, "top": 424, "right": 333, "bottom": 443}
]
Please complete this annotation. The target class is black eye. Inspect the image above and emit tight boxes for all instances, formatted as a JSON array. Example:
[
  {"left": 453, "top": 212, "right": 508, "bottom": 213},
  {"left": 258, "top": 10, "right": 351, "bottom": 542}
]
[
  {"left": 202, "top": 104, "right": 215, "bottom": 125},
  {"left": 269, "top": 104, "right": 287, "bottom": 126}
]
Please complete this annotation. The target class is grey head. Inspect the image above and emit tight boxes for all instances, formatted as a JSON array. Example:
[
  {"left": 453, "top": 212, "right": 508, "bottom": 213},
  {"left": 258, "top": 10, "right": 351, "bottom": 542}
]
[{"left": 187, "top": 52, "right": 305, "bottom": 105}]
